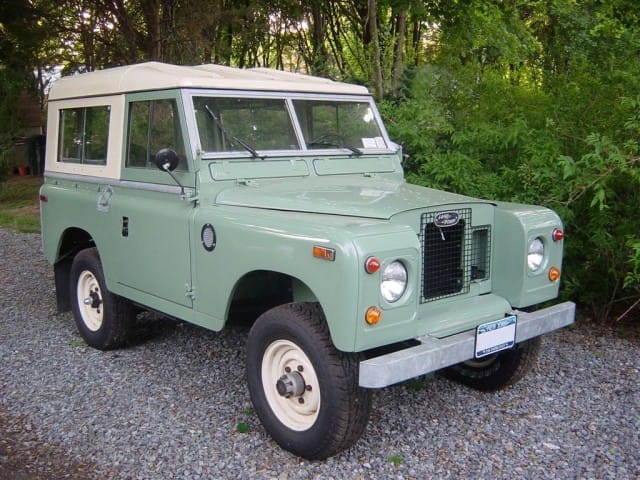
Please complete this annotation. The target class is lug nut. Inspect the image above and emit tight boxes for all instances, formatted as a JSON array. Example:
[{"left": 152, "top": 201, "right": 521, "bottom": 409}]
[
  {"left": 297, "top": 365, "right": 304, "bottom": 372},
  {"left": 298, "top": 397, "right": 305, "bottom": 404}
]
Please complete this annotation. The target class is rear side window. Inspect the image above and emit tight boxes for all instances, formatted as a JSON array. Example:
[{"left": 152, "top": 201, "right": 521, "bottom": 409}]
[
  {"left": 58, "top": 106, "right": 110, "bottom": 164},
  {"left": 126, "top": 99, "right": 187, "bottom": 170}
]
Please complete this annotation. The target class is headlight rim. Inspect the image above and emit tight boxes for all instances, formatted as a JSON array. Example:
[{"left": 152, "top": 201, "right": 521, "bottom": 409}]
[
  {"left": 527, "top": 237, "right": 545, "bottom": 271},
  {"left": 380, "top": 260, "right": 408, "bottom": 303}
]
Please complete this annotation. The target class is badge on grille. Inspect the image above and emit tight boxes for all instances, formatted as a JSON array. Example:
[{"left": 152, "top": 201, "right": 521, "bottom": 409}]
[{"left": 434, "top": 211, "right": 460, "bottom": 228}]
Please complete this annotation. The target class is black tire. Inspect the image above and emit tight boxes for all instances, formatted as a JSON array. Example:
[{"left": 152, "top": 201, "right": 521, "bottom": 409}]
[
  {"left": 246, "top": 302, "right": 371, "bottom": 460},
  {"left": 69, "top": 248, "right": 134, "bottom": 350},
  {"left": 443, "top": 338, "right": 541, "bottom": 391}
]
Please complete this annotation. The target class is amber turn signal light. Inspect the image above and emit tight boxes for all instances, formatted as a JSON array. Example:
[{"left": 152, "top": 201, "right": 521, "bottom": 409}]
[
  {"left": 313, "top": 245, "right": 335, "bottom": 261},
  {"left": 548, "top": 267, "right": 561, "bottom": 282},
  {"left": 365, "top": 306, "right": 382, "bottom": 325}
]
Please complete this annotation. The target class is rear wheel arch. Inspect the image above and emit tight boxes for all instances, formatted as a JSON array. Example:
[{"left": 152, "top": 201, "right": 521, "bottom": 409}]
[{"left": 52, "top": 227, "right": 95, "bottom": 312}]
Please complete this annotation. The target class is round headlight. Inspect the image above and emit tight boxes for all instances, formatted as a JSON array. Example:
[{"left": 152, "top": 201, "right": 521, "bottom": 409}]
[
  {"left": 527, "top": 238, "right": 544, "bottom": 271},
  {"left": 381, "top": 261, "right": 407, "bottom": 303}
]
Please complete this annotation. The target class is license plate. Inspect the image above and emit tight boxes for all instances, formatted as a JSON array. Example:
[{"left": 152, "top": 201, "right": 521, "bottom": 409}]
[{"left": 475, "top": 315, "right": 517, "bottom": 358}]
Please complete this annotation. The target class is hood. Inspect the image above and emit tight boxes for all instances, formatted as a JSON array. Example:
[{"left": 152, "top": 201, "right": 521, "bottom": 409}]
[{"left": 215, "top": 176, "right": 487, "bottom": 219}]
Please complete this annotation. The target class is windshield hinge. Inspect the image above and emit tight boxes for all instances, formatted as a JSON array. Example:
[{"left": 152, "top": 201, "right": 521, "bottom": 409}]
[{"left": 183, "top": 191, "right": 200, "bottom": 205}]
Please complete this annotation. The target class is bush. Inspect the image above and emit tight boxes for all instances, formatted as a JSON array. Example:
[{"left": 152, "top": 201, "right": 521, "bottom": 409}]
[{"left": 380, "top": 66, "right": 640, "bottom": 323}]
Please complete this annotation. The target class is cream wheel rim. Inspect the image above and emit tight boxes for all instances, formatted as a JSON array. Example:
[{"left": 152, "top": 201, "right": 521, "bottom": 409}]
[
  {"left": 261, "top": 339, "right": 320, "bottom": 431},
  {"left": 77, "top": 270, "right": 103, "bottom": 331}
]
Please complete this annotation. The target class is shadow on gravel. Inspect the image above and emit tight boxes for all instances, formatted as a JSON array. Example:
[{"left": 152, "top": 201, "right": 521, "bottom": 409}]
[
  {"left": 0, "top": 408, "right": 112, "bottom": 479},
  {"left": 127, "top": 309, "right": 255, "bottom": 348},
  {"left": 128, "top": 311, "right": 183, "bottom": 346}
]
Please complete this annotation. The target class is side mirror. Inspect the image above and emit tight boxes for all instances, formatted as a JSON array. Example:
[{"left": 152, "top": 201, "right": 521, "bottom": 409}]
[
  {"left": 153, "top": 148, "right": 186, "bottom": 198},
  {"left": 154, "top": 148, "right": 180, "bottom": 172}
]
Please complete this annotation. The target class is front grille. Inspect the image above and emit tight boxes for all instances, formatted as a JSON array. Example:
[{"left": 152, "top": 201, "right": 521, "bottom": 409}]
[{"left": 420, "top": 209, "right": 491, "bottom": 303}]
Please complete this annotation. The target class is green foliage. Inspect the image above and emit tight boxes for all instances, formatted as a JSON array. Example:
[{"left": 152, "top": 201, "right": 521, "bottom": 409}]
[
  {"left": 557, "top": 128, "right": 640, "bottom": 320},
  {"left": 382, "top": 1, "right": 640, "bottom": 323},
  {"left": 0, "top": 150, "right": 9, "bottom": 185},
  {"left": 0, "top": 68, "right": 27, "bottom": 158},
  {"left": 0, "top": 177, "right": 41, "bottom": 233},
  {"left": 387, "top": 453, "right": 404, "bottom": 465},
  {"left": 236, "top": 422, "right": 250, "bottom": 434},
  {"left": 626, "top": 239, "right": 640, "bottom": 290}
]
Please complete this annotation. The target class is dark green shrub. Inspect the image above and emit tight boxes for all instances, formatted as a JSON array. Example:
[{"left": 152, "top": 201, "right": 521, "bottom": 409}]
[{"left": 380, "top": 67, "right": 640, "bottom": 323}]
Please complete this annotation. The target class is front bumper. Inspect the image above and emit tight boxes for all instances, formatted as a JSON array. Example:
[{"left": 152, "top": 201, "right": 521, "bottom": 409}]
[{"left": 358, "top": 301, "right": 575, "bottom": 388}]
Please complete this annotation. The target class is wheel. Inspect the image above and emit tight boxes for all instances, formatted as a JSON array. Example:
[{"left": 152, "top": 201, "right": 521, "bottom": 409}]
[
  {"left": 443, "top": 338, "right": 541, "bottom": 391},
  {"left": 246, "top": 302, "right": 371, "bottom": 460},
  {"left": 70, "top": 248, "right": 134, "bottom": 350}
]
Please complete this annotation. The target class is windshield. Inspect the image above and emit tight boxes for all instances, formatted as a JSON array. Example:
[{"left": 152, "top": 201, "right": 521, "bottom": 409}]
[
  {"left": 293, "top": 99, "right": 387, "bottom": 150},
  {"left": 193, "top": 95, "right": 388, "bottom": 155},
  {"left": 194, "top": 97, "right": 299, "bottom": 152}
]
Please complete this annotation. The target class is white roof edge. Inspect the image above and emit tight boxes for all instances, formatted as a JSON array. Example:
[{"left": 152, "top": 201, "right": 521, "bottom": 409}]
[{"left": 48, "top": 62, "right": 370, "bottom": 100}]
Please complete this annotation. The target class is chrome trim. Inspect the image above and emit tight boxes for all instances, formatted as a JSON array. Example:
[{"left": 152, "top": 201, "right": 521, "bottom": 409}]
[
  {"left": 118, "top": 180, "right": 194, "bottom": 196},
  {"left": 44, "top": 172, "right": 194, "bottom": 196},
  {"left": 358, "top": 301, "right": 575, "bottom": 388},
  {"left": 45, "top": 171, "right": 115, "bottom": 186}
]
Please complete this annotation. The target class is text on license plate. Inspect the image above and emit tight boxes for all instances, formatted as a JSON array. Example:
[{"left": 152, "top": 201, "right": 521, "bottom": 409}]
[{"left": 475, "top": 315, "right": 517, "bottom": 358}]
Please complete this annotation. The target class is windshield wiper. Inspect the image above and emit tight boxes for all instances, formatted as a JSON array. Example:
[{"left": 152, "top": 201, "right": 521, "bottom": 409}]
[
  {"left": 307, "top": 133, "right": 363, "bottom": 156},
  {"left": 203, "top": 105, "right": 261, "bottom": 158}
]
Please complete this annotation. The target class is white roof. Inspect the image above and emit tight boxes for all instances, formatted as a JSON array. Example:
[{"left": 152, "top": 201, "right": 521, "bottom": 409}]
[{"left": 48, "top": 62, "right": 370, "bottom": 100}]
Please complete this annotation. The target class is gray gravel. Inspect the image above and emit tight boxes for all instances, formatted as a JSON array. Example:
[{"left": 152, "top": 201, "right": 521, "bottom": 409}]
[{"left": 1, "top": 228, "right": 638, "bottom": 479}]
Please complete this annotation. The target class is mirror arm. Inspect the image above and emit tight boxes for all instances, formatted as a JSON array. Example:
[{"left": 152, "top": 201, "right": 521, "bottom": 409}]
[{"left": 162, "top": 165, "right": 186, "bottom": 197}]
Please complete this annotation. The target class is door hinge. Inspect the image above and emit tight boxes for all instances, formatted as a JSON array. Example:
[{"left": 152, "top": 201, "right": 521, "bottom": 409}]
[{"left": 185, "top": 284, "right": 196, "bottom": 300}]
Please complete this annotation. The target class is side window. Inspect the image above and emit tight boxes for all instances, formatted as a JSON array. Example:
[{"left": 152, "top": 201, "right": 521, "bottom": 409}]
[
  {"left": 58, "top": 106, "right": 110, "bottom": 164},
  {"left": 126, "top": 99, "right": 187, "bottom": 170}
]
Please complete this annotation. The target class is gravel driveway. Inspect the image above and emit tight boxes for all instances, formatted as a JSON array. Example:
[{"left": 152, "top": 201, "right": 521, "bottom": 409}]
[{"left": 1, "top": 228, "right": 638, "bottom": 479}]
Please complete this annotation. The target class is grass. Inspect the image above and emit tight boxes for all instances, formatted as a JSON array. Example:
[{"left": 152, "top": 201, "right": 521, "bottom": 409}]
[
  {"left": 236, "top": 422, "right": 250, "bottom": 434},
  {"left": 0, "top": 174, "right": 41, "bottom": 233}
]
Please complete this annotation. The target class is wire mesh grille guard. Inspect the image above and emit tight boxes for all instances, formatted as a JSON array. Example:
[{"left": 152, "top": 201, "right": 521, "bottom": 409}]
[{"left": 420, "top": 209, "right": 491, "bottom": 303}]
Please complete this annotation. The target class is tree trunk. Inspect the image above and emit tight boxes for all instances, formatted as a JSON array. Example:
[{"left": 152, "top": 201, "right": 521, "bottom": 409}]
[
  {"left": 367, "top": 0, "right": 383, "bottom": 99},
  {"left": 391, "top": 10, "right": 407, "bottom": 96},
  {"left": 309, "top": 1, "right": 329, "bottom": 76},
  {"left": 139, "top": 0, "right": 162, "bottom": 60}
]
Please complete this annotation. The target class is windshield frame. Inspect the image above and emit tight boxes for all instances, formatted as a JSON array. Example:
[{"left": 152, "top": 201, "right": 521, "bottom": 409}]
[{"left": 183, "top": 89, "right": 394, "bottom": 160}]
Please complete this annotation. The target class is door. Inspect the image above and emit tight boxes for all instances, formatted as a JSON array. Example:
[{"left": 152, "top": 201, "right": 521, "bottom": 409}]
[{"left": 111, "top": 91, "right": 196, "bottom": 308}]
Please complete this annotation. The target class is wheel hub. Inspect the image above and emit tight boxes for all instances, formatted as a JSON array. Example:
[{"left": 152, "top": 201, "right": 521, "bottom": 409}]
[
  {"left": 276, "top": 371, "right": 306, "bottom": 398},
  {"left": 84, "top": 289, "right": 102, "bottom": 309}
]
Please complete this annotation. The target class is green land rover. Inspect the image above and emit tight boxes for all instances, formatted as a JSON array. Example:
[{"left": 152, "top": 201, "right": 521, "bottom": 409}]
[{"left": 40, "top": 62, "right": 575, "bottom": 459}]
